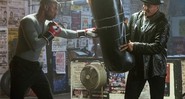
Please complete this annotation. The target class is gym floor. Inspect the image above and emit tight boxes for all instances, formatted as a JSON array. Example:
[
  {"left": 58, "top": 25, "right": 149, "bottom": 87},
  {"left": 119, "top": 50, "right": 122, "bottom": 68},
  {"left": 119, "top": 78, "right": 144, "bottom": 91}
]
[{"left": 0, "top": 93, "right": 70, "bottom": 99}]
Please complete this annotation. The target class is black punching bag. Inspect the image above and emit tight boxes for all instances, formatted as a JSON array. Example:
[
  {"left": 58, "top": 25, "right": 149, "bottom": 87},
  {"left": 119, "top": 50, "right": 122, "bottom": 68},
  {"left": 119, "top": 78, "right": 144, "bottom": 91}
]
[{"left": 88, "top": 0, "right": 134, "bottom": 73}]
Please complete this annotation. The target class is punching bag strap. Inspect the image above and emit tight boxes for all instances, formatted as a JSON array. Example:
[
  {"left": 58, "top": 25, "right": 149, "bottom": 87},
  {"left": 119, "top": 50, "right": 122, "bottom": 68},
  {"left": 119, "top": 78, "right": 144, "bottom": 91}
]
[
  {"left": 96, "top": 22, "right": 124, "bottom": 31},
  {"left": 94, "top": 0, "right": 125, "bottom": 31}
]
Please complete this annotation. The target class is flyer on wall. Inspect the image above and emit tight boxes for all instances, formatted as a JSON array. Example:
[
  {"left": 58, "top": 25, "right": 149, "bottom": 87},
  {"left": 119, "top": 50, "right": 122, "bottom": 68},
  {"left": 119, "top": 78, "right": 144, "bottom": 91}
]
[{"left": 0, "top": 28, "right": 8, "bottom": 74}]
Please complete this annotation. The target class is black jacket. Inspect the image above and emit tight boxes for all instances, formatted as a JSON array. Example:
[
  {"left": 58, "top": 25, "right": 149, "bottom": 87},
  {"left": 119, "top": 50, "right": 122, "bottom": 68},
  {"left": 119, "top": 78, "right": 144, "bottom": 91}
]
[{"left": 127, "top": 11, "right": 170, "bottom": 79}]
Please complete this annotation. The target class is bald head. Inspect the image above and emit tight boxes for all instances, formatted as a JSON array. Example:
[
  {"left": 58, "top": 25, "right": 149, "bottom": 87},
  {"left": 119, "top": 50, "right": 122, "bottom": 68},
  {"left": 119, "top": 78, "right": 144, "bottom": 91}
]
[
  {"left": 40, "top": 0, "right": 58, "bottom": 4},
  {"left": 37, "top": 0, "right": 59, "bottom": 21},
  {"left": 39, "top": 0, "right": 58, "bottom": 12}
]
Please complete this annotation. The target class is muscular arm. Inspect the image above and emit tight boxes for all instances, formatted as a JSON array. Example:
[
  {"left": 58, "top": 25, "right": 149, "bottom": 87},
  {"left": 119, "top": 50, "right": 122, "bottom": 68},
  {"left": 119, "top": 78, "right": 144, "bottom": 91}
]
[{"left": 57, "top": 28, "right": 78, "bottom": 38}]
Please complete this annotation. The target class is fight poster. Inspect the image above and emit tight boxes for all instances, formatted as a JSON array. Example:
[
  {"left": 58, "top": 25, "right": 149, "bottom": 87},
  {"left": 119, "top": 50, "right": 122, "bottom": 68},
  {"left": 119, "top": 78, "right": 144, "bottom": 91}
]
[
  {"left": 7, "top": 0, "right": 27, "bottom": 28},
  {"left": 164, "top": 63, "right": 170, "bottom": 96},
  {"left": 181, "top": 60, "right": 185, "bottom": 96},
  {"left": 107, "top": 72, "right": 127, "bottom": 99},
  {"left": 0, "top": 0, "right": 8, "bottom": 27},
  {"left": 108, "top": 72, "right": 127, "bottom": 94},
  {"left": 71, "top": 11, "right": 81, "bottom": 30},
  {"left": 54, "top": 51, "right": 66, "bottom": 74},
  {"left": 61, "top": 16, "right": 71, "bottom": 29},
  {"left": 8, "top": 28, "right": 18, "bottom": 61},
  {"left": 164, "top": 63, "right": 175, "bottom": 99},
  {"left": 67, "top": 39, "right": 77, "bottom": 49},
  {"left": 0, "top": 28, "right": 8, "bottom": 74},
  {"left": 52, "top": 37, "right": 67, "bottom": 52},
  {"left": 81, "top": 16, "right": 90, "bottom": 29}
]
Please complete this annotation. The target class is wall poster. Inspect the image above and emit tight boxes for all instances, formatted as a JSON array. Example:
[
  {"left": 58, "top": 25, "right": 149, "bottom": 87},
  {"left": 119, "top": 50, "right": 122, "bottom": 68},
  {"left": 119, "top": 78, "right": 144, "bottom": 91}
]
[
  {"left": 0, "top": 1, "right": 7, "bottom": 27},
  {"left": 7, "top": 0, "right": 27, "bottom": 28},
  {"left": 54, "top": 51, "right": 66, "bottom": 74},
  {"left": 0, "top": 28, "right": 8, "bottom": 74},
  {"left": 8, "top": 28, "right": 18, "bottom": 62},
  {"left": 181, "top": 59, "right": 185, "bottom": 97},
  {"left": 164, "top": 63, "right": 175, "bottom": 99},
  {"left": 71, "top": 11, "right": 81, "bottom": 30}
]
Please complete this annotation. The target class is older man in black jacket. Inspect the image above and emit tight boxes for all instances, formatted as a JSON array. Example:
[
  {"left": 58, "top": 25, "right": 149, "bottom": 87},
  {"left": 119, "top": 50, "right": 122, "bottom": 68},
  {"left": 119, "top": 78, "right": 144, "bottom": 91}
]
[{"left": 119, "top": 0, "right": 170, "bottom": 99}]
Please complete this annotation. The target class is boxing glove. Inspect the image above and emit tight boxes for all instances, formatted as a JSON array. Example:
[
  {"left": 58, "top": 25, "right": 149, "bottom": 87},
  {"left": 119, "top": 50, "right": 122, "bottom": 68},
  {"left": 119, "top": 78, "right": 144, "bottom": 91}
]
[
  {"left": 42, "top": 22, "right": 62, "bottom": 45},
  {"left": 48, "top": 22, "right": 61, "bottom": 36},
  {"left": 77, "top": 28, "right": 98, "bottom": 37}
]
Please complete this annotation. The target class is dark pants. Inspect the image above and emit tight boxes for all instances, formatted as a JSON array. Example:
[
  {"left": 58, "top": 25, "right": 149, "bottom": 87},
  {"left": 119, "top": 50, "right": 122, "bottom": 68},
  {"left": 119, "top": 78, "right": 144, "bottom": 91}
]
[
  {"left": 125, "top": 72, "right": 165, "bottom": 99},
  {"left": 10, "top": 56, "right": 53, "bottom": 99}
]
